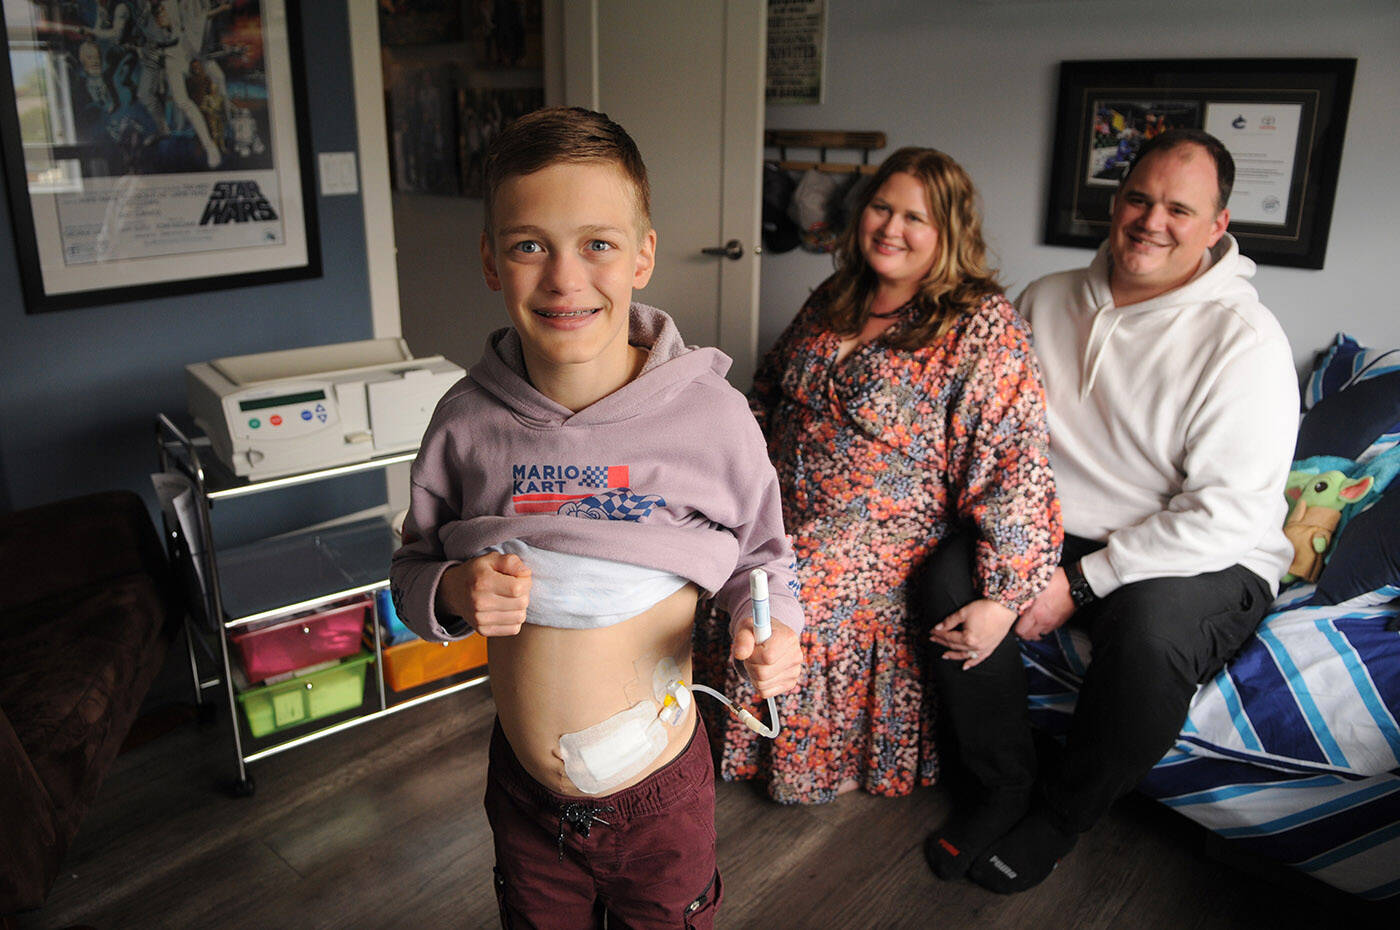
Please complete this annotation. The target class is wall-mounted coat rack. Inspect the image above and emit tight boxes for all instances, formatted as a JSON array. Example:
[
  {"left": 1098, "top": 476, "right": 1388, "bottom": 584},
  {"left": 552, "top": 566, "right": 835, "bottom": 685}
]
[{"left": 764, "top": 130, "right": 887, "bottom": 175}]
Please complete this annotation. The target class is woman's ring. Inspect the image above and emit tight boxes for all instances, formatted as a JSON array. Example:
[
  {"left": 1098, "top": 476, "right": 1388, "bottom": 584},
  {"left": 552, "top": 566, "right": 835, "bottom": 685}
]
[{"left": 968, "top": 650, "right": 979, "bottom": 660}]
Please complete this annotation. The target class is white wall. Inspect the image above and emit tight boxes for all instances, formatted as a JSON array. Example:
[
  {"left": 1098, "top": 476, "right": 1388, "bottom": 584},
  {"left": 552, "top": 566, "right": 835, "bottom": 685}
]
[{"left": 759, "top": 0, "right": 1400, "bottom": 370}]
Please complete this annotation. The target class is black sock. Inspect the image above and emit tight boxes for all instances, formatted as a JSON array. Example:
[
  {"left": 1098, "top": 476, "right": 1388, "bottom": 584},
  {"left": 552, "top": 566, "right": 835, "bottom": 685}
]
[
  {"left": 966, "top": 811, "right": 1077, "bottom": 894},
  {"left": 924, "top": 792, "right": 1031, "bottom": 881}
]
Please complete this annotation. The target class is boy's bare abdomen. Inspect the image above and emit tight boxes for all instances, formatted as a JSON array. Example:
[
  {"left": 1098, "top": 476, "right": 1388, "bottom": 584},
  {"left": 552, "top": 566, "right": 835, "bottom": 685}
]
[{"left": 487, "top": 583, "right": 702, "bottom": 797}]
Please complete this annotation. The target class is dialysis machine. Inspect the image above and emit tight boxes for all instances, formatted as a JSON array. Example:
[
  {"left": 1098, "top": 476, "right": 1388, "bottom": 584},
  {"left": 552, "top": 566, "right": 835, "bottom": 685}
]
[{"left": 187, "top": 338, "right": 463, "bottom": 480}]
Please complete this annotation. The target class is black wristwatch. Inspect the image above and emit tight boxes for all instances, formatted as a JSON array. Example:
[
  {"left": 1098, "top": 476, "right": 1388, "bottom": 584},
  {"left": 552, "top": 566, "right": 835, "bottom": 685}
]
[{"left": 1064, "top": 560, "right": 1097, "bottom": 609}]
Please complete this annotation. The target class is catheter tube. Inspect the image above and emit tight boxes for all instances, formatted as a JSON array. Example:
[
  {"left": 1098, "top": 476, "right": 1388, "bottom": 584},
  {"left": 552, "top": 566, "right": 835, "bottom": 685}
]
[{"left": 690, "top": 683, "right": 780, "bottom": 740}]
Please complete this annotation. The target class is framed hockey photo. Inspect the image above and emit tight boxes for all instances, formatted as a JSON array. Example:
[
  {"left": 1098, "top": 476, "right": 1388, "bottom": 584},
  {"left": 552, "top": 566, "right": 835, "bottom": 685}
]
[
  {"left": 0, "top": 0, "right": 321, "bottom": 314},
  {"left": 1044, "top": 58, "right": 1355, "bottom": 269}
]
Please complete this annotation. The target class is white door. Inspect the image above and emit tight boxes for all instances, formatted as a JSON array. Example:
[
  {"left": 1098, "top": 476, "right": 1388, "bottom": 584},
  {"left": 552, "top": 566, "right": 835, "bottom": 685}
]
[{"left": 549, "top": 0, "right": 766, "bottom": 389}]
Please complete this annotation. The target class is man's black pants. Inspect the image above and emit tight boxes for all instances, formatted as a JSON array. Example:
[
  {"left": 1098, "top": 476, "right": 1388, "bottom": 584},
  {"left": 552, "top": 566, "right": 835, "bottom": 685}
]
[{"left": 920, "top": 533, "right": 1273, "bottom": 833}]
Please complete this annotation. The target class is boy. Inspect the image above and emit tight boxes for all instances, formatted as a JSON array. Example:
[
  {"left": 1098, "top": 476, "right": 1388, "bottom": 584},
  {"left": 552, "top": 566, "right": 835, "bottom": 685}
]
[{"left": 389, "top": 107, "right": 804, "bottom": 930}]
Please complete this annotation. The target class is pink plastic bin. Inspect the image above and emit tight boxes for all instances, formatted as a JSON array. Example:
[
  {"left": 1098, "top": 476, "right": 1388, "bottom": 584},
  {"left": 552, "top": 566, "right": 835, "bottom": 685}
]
[{"left": 231, "top": 596, "right": 370, "bottom": 684}]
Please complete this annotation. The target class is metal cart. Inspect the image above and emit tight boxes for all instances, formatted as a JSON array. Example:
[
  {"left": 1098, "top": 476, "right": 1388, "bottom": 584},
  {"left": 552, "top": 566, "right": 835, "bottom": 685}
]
[{"left": 156, "top": 413, "right": 488, "bottom": 796}]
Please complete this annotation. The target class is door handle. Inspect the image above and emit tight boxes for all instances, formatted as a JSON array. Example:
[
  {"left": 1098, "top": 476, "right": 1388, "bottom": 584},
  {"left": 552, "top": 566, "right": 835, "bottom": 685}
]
[{"left": 701, "top": 239, "right": 744, "bottom": 261}]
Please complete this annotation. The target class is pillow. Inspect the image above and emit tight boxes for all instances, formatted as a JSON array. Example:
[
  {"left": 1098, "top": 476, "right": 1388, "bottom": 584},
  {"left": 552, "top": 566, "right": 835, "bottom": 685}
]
[
  {"left": 1314, "top": 489, "right": 1400, "bottom": 606},
  {"left": 1304, "top": 332, "right": 1400, "bottom": 409},
  {"left": 1294, "top": 370, "right": 1400, "bottom": 460},
  {"left": 1297, "top": 333, "right": 1400, "bottom": 462}
]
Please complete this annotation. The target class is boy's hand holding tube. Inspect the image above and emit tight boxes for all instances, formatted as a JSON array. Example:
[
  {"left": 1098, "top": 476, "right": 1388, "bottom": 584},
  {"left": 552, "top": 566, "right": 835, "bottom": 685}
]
[
  {"left": 731, "top": 619, "right": 802, "bottom": 698},
  {"left": 435, "top": 552, "right": 532, "bottom": 636}
]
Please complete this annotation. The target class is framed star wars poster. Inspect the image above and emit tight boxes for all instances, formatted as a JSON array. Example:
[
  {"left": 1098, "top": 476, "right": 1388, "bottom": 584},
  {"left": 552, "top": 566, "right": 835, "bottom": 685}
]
[
  {"left": 0, "top": 0, "right": 320, "bottom": 314},
  {"left": 1043, "top": 58, "right": 1355, "bottom": 269}
]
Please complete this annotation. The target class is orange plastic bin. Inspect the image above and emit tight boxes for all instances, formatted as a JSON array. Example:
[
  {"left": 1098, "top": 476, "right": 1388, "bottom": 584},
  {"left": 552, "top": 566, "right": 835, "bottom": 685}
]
[{"left": 382, "top": 634, "right": 487, "bottom": 691}]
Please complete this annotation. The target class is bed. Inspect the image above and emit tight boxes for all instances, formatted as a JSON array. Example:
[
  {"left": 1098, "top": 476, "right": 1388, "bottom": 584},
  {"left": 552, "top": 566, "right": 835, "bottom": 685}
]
[{"left": 1020, "top": 333, "right": 1400, "bottom": 901}]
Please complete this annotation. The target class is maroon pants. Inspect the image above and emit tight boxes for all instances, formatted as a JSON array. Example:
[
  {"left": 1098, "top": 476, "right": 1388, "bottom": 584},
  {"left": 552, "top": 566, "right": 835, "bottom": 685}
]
[{"left": 485, "top": 715, "right": 723, "bottom": 930}]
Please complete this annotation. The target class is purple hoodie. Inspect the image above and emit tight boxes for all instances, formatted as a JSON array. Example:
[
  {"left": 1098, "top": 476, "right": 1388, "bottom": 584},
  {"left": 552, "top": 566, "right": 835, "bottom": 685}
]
[{"left": 390, "top": 303, "right": 803, "bottom": 641}]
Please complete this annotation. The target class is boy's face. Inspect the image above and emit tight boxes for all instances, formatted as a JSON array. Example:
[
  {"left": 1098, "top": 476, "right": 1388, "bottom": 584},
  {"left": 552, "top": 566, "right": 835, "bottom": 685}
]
[{"left": 481, "top": 161, "right": 655, "bottom": 377}]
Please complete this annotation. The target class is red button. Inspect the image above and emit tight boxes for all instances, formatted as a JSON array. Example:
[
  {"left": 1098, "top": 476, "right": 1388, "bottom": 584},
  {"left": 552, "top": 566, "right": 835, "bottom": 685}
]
[{"left": 270, "top": 415, "right": 283, "bottom": 426}]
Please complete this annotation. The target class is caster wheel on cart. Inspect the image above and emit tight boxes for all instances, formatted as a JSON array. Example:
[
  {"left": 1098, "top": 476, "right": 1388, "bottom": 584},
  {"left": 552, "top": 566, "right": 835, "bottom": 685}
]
[{"left": 228, "top": 775, "right": 256, "bottom": 798}]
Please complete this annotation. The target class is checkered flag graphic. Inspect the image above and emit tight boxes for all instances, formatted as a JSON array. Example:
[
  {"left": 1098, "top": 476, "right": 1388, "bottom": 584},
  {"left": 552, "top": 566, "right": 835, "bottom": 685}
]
[{"left": 558, "top": 488, "right": 667, "bottom": 522}]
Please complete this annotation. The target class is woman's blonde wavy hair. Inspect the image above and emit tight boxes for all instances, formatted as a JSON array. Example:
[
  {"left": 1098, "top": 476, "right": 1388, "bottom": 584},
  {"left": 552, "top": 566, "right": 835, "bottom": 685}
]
[{"left": 825, "top": 147, "right": 1002, "bottom": 350}]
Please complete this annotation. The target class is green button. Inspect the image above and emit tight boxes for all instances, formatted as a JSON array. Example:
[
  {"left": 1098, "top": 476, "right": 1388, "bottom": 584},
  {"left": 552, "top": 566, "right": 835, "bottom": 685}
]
[{"left": 249, "top": 418, "right": 261, "bottom": 429}]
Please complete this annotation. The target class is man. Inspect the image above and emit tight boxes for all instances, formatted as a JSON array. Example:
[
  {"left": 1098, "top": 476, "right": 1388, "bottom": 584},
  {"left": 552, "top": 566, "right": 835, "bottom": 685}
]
[{"left": 922, "top": 129, "right": 1299, "bottom": 893}]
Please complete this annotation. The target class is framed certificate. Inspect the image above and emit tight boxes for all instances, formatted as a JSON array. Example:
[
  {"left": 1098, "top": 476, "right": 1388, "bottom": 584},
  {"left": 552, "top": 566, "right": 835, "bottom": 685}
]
[
  {"left": 0, "top": 0, "right": 321, "bottom": 313},
  {"left": 1043, "top": 58, "right": 1355, "bottom": 269}
]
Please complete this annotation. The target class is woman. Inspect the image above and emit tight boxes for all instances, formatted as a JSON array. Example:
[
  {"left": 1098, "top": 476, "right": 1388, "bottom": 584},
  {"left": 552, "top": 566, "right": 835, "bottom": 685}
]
[{"left": 695, "top": 147, "right": 1061, "bottom": 804}]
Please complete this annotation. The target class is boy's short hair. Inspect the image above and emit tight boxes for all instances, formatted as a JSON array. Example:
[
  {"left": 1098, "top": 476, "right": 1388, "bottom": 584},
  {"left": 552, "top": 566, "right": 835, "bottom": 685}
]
[{"left": 483, "top": 106, "right": 652, "bottom": 236}]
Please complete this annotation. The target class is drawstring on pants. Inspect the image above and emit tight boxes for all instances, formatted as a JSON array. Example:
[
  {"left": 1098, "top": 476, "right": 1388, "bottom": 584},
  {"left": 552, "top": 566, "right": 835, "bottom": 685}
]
[{"left": 556, "top": 801, "right": 615, "bottom": 860}]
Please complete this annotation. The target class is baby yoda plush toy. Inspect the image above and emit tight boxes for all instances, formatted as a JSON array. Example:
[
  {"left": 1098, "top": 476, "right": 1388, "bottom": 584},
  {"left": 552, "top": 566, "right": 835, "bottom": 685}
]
[{"left": 1282, "top": 470, "right": 1377, "bottom": 583}]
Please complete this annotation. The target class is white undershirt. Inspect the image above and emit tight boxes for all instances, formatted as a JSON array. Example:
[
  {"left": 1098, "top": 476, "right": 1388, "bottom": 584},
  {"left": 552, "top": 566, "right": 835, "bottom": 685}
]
[{"left": 487, "top": 539, "right": 691, "bottom": 629}]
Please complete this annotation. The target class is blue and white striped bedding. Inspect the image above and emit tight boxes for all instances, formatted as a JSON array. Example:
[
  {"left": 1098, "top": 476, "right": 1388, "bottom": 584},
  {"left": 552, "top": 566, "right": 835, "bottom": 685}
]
[{"left": 1020, "top": 587, "right": 1400, "bottom": 900}]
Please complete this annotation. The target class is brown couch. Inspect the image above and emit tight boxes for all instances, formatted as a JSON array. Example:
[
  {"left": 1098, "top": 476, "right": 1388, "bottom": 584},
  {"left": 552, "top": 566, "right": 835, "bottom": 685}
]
[{"left": 0, "top": 491, "right": 179, "bottom": 915}]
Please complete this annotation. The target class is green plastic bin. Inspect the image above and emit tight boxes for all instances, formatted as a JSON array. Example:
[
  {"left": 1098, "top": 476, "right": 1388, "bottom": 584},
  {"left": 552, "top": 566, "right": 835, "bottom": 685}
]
[{"left": 236, "top": 651, "right": 374, "bottom": 738}]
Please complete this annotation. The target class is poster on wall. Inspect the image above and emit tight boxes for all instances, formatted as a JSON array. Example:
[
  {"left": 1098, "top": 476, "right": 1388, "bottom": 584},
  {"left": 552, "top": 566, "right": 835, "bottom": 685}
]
[
  {"left": 382, "top": 56, "right": 543, "bottom": 200},
  {"left": 385, "top": 61, "right": 459, "bottom": 195},
  {"left": 457, "top": 84, "right": 542, "bottom": 197},
  {"left": 766, "top": 0, "right": 825, "bottom": 105},
  {"left": 467, "top": 0, "right": 542, "bottom": 69},
  {"left": 378, "top": 0, "right": 463, "bottom": 46},
  {"left": 0, "top": 0, "right": 321, "bottom": 313},
  {"left": 1043, "top": 58, "right": 1355, "bottom": 269}
]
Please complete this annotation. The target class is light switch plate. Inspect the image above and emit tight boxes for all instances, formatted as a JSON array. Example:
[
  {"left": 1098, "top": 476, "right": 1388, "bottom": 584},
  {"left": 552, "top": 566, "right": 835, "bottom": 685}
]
[{"left": 318, "top": 152, "right": 359, "bottom": 196}]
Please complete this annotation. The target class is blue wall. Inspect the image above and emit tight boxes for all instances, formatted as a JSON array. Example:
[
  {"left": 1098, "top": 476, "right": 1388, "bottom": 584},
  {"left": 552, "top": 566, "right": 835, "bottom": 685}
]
[{"left": 0, "top": 5, "right": 375, "bottom": 523}]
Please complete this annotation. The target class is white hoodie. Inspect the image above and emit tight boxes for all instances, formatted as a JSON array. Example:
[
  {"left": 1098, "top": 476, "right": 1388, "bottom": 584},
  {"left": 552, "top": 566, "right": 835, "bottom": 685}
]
[{"left": 1017, "top": 234, "right": 1297, "bottom": 597}]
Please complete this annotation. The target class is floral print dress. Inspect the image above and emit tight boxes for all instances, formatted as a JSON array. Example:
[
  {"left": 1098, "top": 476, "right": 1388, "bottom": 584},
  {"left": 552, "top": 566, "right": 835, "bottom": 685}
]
[{"left": 694, "top": 278, "right": 1062, "bottom": 804}]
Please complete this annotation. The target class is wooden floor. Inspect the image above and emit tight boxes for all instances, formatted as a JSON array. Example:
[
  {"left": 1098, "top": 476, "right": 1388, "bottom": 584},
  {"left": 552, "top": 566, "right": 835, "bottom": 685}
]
[{"left": 14, "top": 675, "right": 1396, "bottom": 930}]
